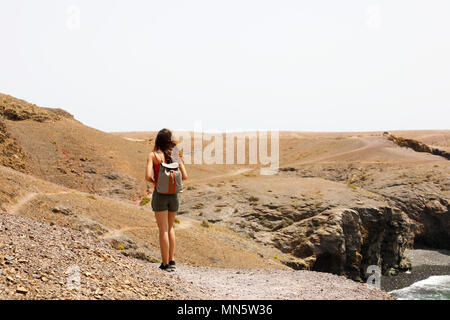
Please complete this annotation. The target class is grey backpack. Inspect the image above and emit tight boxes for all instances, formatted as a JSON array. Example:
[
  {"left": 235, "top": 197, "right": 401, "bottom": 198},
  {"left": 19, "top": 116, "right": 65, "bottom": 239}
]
[{"left": 155, "top": 153, "right": 183, "bottom": 194}]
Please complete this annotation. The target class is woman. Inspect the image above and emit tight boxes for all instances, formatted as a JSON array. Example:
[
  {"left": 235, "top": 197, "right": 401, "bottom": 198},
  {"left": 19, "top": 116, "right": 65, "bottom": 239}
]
[{"left": 145, "top": 128, "right": 188, "bottom": 272}]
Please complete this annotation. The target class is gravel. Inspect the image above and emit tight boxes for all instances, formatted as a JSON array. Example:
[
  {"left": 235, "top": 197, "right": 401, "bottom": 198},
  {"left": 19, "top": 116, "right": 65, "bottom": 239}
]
[
  {"left": 0, "top": 212, "right": 394, "bottom": 300},
  {"left": 404, "top": 248, "right": 450, "bottom": 267},
  {"left": 0, "top": 213, "right": 208, "bottom": 300},
  {"left": 172, "top": 265, "right": 393, "bottom": 300}
]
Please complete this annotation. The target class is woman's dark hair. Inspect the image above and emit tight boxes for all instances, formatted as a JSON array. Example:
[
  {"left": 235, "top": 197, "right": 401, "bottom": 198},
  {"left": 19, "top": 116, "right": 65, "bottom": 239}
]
[{"left": 154, "top": 128, "right": 175, "bottom": 163}]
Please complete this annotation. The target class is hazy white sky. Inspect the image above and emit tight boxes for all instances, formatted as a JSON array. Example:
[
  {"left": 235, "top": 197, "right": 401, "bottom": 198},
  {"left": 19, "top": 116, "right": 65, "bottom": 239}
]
[{"left": 0, "top": 0, "right": 449, "bottom": 132}]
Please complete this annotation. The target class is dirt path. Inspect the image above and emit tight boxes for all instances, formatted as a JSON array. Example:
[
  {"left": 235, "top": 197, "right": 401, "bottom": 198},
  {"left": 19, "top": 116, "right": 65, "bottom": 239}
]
[
  {"left": 7, "top": 191, "right": 72, "bottom": 214},
  {"left": 8, "top": 192, "right": 39, "bottom": 214},
  {"left": 191, "top": 167, "right": 253, "bottom": 183},
  {"left": 122, "top": 137, "right": 146, "bottom": 142},
  {"left": 101, "top": 226, "right": 149, "bottom": 239},
  {"left": 101, "top": 217, "right": 195, "bottom": 239},
  {"left": 157, "top": 264, "right": 393, "bottom": 300},
  {"left": 280, "top": 136, "right": 375, "bottom": 168}
]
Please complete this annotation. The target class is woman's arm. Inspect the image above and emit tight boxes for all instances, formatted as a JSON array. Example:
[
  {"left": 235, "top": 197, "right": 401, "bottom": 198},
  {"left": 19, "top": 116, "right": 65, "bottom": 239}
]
[
  {"left": 179, "top": 161, "right": 188, "bottom": 180},
  {"left": 145, "top": 152, "right": 154, "bottom": 182}
]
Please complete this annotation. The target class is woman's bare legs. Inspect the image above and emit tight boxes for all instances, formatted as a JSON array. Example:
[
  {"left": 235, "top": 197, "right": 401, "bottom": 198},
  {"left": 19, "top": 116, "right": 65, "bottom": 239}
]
[
  {"left": 168, "top": 211, "right": 177, "bottom": 262},
  {"left": 154, "top": 211, "right": 169, "bottom": 265}
]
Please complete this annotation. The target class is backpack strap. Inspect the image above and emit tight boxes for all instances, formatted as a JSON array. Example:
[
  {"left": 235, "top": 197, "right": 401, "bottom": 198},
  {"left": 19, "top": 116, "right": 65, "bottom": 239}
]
[
  {"left": 153, "top": 151, "right": 161, "bottom": 164},
  {"left": 153, "top": 151, "right": 165, "bottom": 164}
]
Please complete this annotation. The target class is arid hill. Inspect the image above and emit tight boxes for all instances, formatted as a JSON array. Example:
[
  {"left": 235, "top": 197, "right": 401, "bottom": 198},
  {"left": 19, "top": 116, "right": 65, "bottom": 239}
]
[
  {"left": 1, "top": 93, "right": 149, "bottom": 201},
  {"left": 1, "top": 93, "right": 449, "bottom": 285}
]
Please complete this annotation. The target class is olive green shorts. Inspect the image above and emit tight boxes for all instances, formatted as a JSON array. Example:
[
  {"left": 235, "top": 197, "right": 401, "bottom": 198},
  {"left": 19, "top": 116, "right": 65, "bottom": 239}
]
[{"left": 151, "top": 191, "right": 180, "bottom": 212}]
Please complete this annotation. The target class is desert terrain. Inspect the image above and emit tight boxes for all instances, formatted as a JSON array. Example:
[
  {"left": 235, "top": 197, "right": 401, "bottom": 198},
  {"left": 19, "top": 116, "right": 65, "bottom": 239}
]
[{"left": 1, "top": 93, "right": 449, "bottom": 299}]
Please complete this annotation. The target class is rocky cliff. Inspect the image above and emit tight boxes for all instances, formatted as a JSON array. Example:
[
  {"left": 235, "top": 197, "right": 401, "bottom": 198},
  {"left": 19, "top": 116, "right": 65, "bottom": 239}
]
[
  {"left": 385, "top": 132, "right": 450, "bottom": 160},
  {"left": 279, "top": 161, "right": 450, "bottom": 250},
  {"left": 0, "top": 120, "right": 29, "bottom": 172},
  {"left": 272, "top": 207, "right": 413, "bottom": 280},
  {"left": 0, "top": 93, "right": 72, "bottom": 122}
]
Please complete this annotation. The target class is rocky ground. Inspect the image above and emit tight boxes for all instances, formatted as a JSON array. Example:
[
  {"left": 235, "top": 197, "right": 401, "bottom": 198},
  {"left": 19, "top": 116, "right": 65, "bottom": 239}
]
[
  {"left": 0, "top": 213, "right": 208, "bottom": 300},
  {"left": 173, "top": 265, "right": 393, "bottom": 300},
  {"left": 0, "top": 212, "right": 393, "bottom": 300},
  {"left": 405, "top": 248, "right": 450, "bottom": 266}
]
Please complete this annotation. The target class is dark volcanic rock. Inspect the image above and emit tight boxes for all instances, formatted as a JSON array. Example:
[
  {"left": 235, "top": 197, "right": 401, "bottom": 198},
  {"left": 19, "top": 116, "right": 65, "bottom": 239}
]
[
  {"left": 365, "top": 183, "right": 450, "bottom": 250},
  {"left": 431, "top": 148, "right": 450, "bottom": 160},
  {"left": 272, "top": 206, "right": 413, "bottom": 281},
  {"left": 52, "top": 206, "right": 75, "bottom": 216},
  {"left": 0, "top": 94, "right": 61, "bottom": 122},
  {"left": 419, "top": 198, "right": 450, "bottom": 248},
  {"left": 386, "top": 133, "right": 450, "bottom": 160},
  {"left": 282, "top": 161, "right": 450, "bottom": 251},
  {"left": 42, "top": 107, "right": 74, "bottom": 120},
  {"left": 280, "top": 167, "right": 297, "bottom": 172},
  {"left": 84, "top": 167, "right": 97, "bottom": 174}
]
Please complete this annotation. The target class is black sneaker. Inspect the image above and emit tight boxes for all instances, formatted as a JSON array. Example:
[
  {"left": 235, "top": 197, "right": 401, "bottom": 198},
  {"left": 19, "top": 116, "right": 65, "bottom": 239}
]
[
  {"left": 168, "top": 260, "right": 176, "bottom": 270},
  {"left": 159, "top": 263, "right": 173, "bottom": 272}
]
